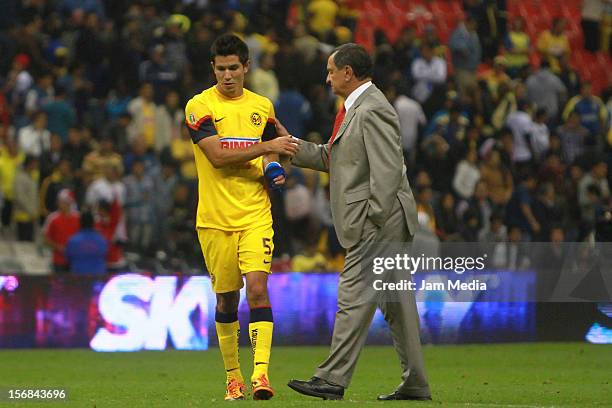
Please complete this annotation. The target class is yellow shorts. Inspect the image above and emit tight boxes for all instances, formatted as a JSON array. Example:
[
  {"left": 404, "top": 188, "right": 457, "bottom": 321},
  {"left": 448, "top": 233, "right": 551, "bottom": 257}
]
[{"left": 197, "top": 224, "right": 274, "bottom": 293}]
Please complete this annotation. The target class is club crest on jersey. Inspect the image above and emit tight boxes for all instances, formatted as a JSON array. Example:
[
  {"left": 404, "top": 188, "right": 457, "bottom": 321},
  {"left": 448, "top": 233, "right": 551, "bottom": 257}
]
[{"left": 250, "top": 112, "right": 262, "bottom": 127}]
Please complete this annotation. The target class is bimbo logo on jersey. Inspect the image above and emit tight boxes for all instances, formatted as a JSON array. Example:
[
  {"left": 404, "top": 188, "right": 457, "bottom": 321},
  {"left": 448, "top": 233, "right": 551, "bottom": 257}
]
[{"left": 220, "top": 137, "right": 260, "bottom": 149}]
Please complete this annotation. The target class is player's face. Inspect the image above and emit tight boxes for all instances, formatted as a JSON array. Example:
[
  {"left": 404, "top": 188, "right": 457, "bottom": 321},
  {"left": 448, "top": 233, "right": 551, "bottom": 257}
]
[
  {"left": 212, "top": 55, "right": 249, "bottom": 98},
  {"left": 326, "top": 53, "right": 347, "bottom": 97}
]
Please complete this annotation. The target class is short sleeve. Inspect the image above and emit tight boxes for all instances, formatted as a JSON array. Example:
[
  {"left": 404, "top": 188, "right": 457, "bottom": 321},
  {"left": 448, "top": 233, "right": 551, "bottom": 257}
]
[
  {"left": 262, "top": 101, "right": 278, "bottom": 141},
  {"left": 185, "top": 99, "right": 217, "bottom": 143}
]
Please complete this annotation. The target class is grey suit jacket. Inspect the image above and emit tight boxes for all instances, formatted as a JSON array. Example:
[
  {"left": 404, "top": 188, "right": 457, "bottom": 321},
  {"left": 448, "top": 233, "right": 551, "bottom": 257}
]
[{"left": 292, "top": 84, "right": 418, "bottom": 248}]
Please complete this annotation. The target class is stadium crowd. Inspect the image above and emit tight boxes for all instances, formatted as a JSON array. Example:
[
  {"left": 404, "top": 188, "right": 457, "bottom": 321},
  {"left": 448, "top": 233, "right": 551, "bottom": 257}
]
[{"left": 0, "top": 0, "right": 610, "bottom": 274}]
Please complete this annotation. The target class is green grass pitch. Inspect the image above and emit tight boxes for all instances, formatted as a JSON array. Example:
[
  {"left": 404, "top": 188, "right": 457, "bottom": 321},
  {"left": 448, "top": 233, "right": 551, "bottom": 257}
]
[{"left": 0, "top": 343, "right": 610, "bottom": 407}]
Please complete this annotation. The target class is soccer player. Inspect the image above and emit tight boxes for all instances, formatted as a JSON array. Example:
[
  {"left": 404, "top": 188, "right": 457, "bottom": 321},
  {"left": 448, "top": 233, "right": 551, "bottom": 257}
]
[{"left": 184, "top": 34, "right": 298, "bottom": 401}]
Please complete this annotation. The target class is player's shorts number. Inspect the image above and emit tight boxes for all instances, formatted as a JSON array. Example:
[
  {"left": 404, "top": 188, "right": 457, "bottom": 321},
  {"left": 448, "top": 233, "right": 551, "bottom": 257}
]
[{"left": 262, "top": 238, "right": 272, "bottom": 256}]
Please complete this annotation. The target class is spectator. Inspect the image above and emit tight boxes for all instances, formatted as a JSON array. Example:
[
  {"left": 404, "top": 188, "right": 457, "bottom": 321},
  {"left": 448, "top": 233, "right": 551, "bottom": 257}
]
[
  {"left": 531, "top": 183, "right": 563, "bottom": 241},
  {"left": 85, "top": 161, "right": 125, "bottom": 209},
  {"left": 557, "top": 54, "right": 581, "bottom": 97},
  {"left": 562, "top": 82, "right": 608, "bottom": 147},
  {"left": 491, "top": 82, "right": 518, "bottom": 130},
  {"left": 537, "top": 18, "right": 570, "bottom": 74},
  {"left": 557, "top": 110, "right": 589, "bottom": 164},
  {"left": 127, "top": 82, "right": 158, "bottom": 149},
  {"left": 392, "top": 26, "right": 420, "bottom": 77},
  {"left": 153, "top": 158, "right": 179, "bottom": 241},
  {"left": 43, "top": 189, "right": 80, "bottom": 273},
  {"left": 124, "top": 159, "right": 156, "bottom": 253},
  {"left": 13, "top": 156, "right": 39, "bottom": 241},
  {"left": 453, "top": 147, "right": 481, "bottom": 200},
  {"left": 39, "top": 134, "right": 64, "bottom": 182},
  {"left": 526, "top": 60, "right": 567, "bottom": 122},
  {"left": 171, "top": 125, "right": 197, "bottom": 181},
  {"left": 505, "top": 99, "right": 534, "bottom": 168},
  {"left": 0, "top": 138, "right": 25, "bottom": 230},
  {"left": 82, "top": 135, "right": 122, "bottom": 180},
  {"left": 479, "top": 56, "right": 511, "bottom": 101},
  {"left": 39, "top": 158, "right": 74, "bottom": 218},
  {"left": 275, "top": 83, "right": 312, "bottom": 139},
  {"left": 65, "top": 211, "right": 108, "bottom": 275},
  {"left": 43, "top": 85, "right": 76, "bottom": 142},
  {"left": 62, "top": 127, "right": 90, "bottom": 172},
  {"left": 449, "top": 16, "right": 482, "bottom": 94},
  {"left": 139, "top": 44, "right": 179, "bottom": 104},
  {"left": 578, "top": 158, "right": 610, "bottom": 223},
  {"left": 531, "top": 108, "right": 551, "bottom": 161},
  {"left": 384, "top": 83, "right": 425, "bottom": 167},
  {"left": 154, "top": 90, "right": 183, "bottom": 153},
  {"left": 505, "top": 171, "right": 540, "bottom": 240},
  {"left": 411, "top": 42, "right": 447, "bottom": 104},
  {"left": 307, "top": 0, "right": 339, "bottom": 40},
  {"left": 434, "top": 192, "right": 460, "bottom": 241},
  {"left": 17, "top": 111, "right": 51, "bottom": 158},
  {"left": 103, "top": 113, "right": 132, "bottom": 154},
  {"left": 480, "top": 147, "right": 514, "bottom": 206},
  {"left": 25, "top": 73, "right": 54, "bottom": 116},
  {"left": 249, "top": 52, "right": 280, "bottom": 104},
  {"left": 95, "top": 199, "right": 126, "bottom": 272}
]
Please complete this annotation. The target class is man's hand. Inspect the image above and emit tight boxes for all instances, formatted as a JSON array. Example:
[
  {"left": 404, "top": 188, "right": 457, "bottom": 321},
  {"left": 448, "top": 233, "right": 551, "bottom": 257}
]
[
  {"left": 264, "top": 135, "right": 299, "bottom": 156},
  {"left": 264, "top": 161, "right": 286, "bottom": 190}
]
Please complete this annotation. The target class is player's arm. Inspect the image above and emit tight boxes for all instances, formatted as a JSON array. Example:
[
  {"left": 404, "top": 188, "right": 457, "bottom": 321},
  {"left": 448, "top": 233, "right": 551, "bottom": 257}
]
[
  {"left": 276, "top": 120, "right": 329, "bottom": 172},
  {"left": 196, "top": 136, "right": 297, "bottom": 169},
  {"left": 186, "top": 100, "right": 297, "bottom": 168}
]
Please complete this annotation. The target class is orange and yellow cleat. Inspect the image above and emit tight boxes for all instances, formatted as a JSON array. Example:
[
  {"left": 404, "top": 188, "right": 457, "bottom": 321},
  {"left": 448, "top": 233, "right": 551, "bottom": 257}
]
[
  {"left": 252, "top": 373, "right": 274, "bottom": 400},
  {"left": 224, "top": 378, "right": 246, "bottom": 401}
]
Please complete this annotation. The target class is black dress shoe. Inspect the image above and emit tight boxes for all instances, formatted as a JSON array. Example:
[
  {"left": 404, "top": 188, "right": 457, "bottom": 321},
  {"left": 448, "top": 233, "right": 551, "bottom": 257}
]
[
  {"left": 287, "top": 377, "right": 344, "bottom": 400},
  {"left": 377, "top": 390, "right": 432, "bottom": 401}
]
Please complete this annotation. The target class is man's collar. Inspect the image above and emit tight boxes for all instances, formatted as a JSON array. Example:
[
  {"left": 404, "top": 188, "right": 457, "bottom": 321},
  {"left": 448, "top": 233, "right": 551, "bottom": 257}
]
[{"left": 344, "top": 81, "right": 372, "bottom": 111}]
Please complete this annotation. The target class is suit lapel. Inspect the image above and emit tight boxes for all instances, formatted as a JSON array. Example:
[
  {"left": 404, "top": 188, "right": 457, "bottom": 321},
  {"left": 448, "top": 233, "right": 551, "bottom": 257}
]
[{"left": 331, "top": 84, "right": 377, "bottom": 147}]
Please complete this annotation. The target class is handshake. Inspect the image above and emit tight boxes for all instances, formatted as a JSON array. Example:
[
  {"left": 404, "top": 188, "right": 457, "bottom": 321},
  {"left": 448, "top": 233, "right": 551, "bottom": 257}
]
[{"left": 263, "top": 121, "right": 301, "bottom": 190}]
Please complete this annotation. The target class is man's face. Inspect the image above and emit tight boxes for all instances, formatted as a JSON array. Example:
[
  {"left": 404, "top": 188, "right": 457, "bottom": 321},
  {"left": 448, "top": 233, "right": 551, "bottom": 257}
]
[
  {"left": 326, "top": 53, "right": 347, "bottom": 97},
  {"left": 213, "top": 55, "right": 249, "bottom": 98}
]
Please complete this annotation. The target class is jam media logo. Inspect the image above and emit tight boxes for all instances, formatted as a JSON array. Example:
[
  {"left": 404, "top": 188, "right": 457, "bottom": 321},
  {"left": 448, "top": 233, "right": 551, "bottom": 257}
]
[
  {"left": 0, "top": 275, "right": 19, "bottom": 292},
  {"left": 250, "top": 112, "right": 262, "bottom": 127},
  {"left": 90, "top": 274, "right": 210, "bottom": 352}
]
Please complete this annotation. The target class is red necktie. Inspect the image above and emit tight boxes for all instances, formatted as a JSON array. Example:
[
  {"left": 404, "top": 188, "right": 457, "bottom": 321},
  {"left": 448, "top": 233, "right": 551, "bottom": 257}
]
[
  {"left": 329, "top": 106, "right": 346, "bottom": 147},
  {"left": 327, "top": 106, "right": 346, "bottom": 168}
]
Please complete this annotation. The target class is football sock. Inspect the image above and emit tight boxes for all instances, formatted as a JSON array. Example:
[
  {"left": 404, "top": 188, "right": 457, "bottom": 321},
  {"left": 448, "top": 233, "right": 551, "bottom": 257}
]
[
  {"left": 215, "top": 311, "right": 243, "bottom": 383},
  {"left": 249, "top": 306, "right": 274, "bottom": 380}
]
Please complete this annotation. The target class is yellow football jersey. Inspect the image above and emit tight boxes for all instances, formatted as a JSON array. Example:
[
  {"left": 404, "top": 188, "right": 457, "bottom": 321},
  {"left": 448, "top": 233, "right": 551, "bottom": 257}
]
[{"left": 185, "top": 86, "right": 277, "bottom": 231}]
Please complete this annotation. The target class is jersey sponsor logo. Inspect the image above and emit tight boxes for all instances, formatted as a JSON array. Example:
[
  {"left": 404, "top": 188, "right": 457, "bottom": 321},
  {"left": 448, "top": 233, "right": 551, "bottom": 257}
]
[
  {"left": 219, "top": 137, "right": 260, "bottom": 150},
  {"left": 250, "top": 112, "right": 262, "bottom": 127}
]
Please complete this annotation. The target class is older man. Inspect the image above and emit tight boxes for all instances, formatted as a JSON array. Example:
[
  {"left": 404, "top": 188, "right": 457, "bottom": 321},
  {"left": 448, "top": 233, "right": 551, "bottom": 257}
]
[{"left": 286, "top": 43, "right": 431, "bottom": 401}]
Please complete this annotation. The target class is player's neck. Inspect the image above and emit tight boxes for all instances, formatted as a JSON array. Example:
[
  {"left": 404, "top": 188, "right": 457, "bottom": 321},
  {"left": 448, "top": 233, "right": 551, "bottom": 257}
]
[{"left": 215, "top": 84, "right": 244, "bottom": 99}]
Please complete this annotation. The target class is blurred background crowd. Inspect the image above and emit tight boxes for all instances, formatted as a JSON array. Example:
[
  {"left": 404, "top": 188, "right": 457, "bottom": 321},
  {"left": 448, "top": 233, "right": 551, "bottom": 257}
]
[{"left": 0, "top": 0, "right": 611, "bottom": 275}]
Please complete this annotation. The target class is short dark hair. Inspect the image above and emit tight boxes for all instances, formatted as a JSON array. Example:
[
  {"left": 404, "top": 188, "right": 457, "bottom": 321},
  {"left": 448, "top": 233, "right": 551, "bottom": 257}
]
[
  {"left": 332, "top": 43, "right": 373, "bottom": 80},
  {"left": 210, "top": 34, "right": 249, "bottom": 65}
]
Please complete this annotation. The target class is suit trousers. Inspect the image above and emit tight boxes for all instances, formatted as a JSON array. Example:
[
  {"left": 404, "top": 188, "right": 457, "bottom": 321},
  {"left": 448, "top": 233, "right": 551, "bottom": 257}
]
[{"left": 315, "top": 198, "right": 431, "bottom": 397}]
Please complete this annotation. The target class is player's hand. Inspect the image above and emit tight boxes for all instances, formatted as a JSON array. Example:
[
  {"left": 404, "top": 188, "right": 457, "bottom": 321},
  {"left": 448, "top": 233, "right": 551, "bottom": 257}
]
[
  {"left": 264, "top": 161, "right": 286, "bottom": 190},
  {"left": 266, "top": 135, "right": 299, "bottom": 156}
]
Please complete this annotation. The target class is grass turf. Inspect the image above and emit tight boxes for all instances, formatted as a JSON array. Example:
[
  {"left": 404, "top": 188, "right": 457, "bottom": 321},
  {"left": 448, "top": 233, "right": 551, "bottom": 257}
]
[{"left": 0, "top": 343, "right": 610, "bottom": 407}]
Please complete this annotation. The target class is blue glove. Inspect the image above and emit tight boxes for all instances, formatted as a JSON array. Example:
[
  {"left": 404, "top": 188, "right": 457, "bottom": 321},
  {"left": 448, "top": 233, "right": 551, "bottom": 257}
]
[{"left": 264, "top": 161, "right": 286, "bottom": 190}]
